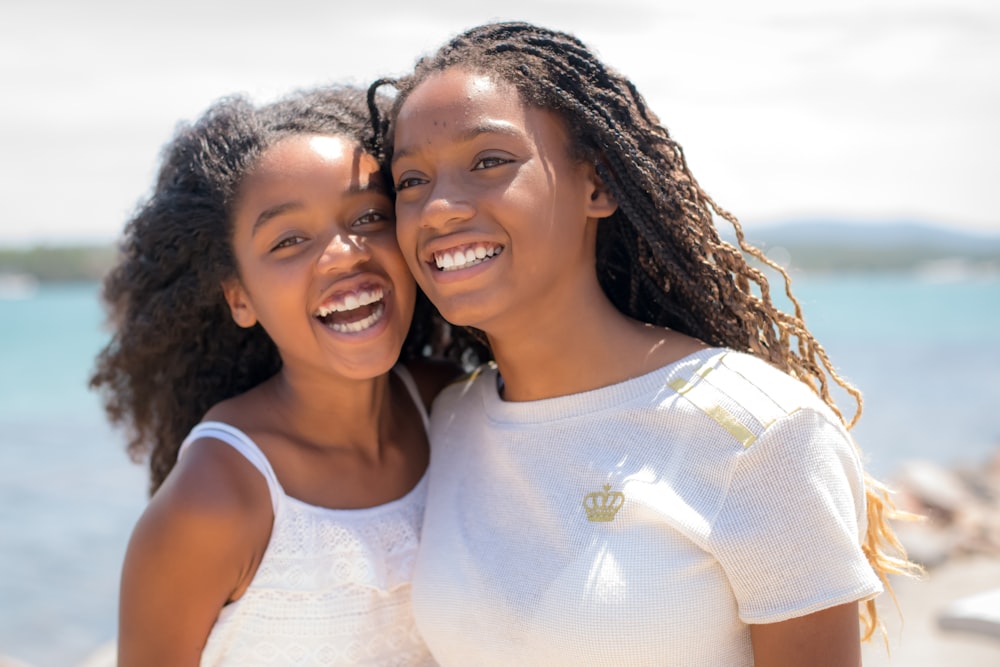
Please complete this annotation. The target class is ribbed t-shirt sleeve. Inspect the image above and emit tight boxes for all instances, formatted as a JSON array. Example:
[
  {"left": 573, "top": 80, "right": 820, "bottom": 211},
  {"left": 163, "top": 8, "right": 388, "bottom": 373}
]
[{"left": 708, "top": 407, "right": 884, "bottom": 624}]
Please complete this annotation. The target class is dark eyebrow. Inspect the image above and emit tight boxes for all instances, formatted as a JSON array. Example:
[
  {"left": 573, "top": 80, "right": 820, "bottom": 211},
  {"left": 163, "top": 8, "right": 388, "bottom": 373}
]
[
  {"left": 252, "top": 201, "right": 303, "bottom": 236},
  {"left": 249, "top": 182, "right": 387, "bottom": 236},
  {"left": 391, "top": 120, "right": 522, "bottom": 165}
]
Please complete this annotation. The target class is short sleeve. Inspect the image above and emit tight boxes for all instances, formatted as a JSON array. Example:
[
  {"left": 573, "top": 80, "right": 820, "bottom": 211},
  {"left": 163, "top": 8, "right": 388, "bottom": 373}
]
[{"left": 708, "top": 407, "right": 884, "bottom": 624}]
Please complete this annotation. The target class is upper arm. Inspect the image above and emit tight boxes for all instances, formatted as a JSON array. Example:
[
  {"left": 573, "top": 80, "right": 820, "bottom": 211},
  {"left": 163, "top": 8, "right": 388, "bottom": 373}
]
[
  {"left": 750, "top": 602, "right": 861, "bottom": 667},
  {"left": 117, "top": 440, "right": 272, "bottom": 667}
]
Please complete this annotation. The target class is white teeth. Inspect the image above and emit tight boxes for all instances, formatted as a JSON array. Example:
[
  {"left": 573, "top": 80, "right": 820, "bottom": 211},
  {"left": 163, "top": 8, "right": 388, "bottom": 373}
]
[
  {"left": 329, "top": 302, "right": 385, "bottom": 333},
  {"left": 315, "top": 287, "right": 384, "bottom": 317},
  {"left": 434, "top": 244, "right": 503, "bottom": 271}
]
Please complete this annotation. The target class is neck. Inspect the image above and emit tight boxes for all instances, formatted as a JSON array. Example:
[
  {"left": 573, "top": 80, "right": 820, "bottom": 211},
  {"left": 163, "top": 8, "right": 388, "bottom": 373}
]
[
  {"left": 487, "top": 283, "right": 677, "bottom": 402},
  {"left": 267, "top": 365, "right": 396, "bottom": 459}
]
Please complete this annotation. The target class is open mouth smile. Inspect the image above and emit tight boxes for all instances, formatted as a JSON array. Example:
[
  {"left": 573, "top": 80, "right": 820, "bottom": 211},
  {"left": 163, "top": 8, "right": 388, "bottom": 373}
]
[
  {"left": 433, "top": 242, "right": 504, "bottom": 272},
  {"left": 313, "top": 286, "right": 386, "bottom": 334}
]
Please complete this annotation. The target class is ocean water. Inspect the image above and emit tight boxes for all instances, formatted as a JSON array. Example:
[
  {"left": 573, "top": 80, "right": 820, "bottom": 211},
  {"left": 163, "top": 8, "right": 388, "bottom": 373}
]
[{"left": 1, "top": 276, "right": 999, "bottom": 666}]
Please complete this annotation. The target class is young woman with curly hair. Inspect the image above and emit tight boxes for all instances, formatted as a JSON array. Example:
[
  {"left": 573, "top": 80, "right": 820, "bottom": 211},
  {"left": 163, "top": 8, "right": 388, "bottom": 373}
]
[
  {"left": 371, "top": 21, "right": 920, "bottom": 666},
  {"left": 90, "top": 85, "right": 474, "bottom": 666}
]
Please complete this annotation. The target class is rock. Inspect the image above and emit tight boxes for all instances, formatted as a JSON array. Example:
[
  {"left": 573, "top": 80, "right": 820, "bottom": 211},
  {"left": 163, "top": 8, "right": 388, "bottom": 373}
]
[
  {"left": 894, "top": 461, "right": 976, "bottom": 517},
  {"left": 0, "top": 655, "right": 34, "bottom": 667},
  {"left": 893, "top": 519, "right": 959, "bottom": 569},
  {"left": 77, "top": 642, "right": 116, "bottom": 667}
]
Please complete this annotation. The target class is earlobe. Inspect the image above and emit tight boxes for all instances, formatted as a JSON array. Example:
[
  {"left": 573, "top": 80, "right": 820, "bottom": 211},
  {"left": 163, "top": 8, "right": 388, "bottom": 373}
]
[
  {"left": 221, "top": 278, "right": 257, "bottom": 328},
  {"left": 585, "top": 164, "right": 618, "bottom": 219}
]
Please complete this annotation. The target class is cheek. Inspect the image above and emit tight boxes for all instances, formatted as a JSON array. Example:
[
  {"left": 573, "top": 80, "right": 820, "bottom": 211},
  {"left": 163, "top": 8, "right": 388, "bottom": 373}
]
[
  {"left": 393, "top": 218, "right": 422, "bottom": 268},
  {"left": 373, "top": 236, "right": 418, "bottom": 294}
]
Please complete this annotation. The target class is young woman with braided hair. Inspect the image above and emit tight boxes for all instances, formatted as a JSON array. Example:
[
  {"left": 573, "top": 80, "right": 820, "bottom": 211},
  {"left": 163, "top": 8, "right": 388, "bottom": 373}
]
[
  {"left": 372, "top": 21, "right": 919, "bottom": 666},
  {"left": 90, "top": 85, "right": 478, "bottom": 666}
]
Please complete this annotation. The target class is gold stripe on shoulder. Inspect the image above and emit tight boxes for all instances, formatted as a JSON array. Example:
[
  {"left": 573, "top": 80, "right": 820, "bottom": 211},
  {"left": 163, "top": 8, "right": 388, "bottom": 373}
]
[
  {"left": 717, "top": 354, "right": 799, "bottom": 419},
  {"left": 669, "top": 356, "right": 758, "bottom": 448}
]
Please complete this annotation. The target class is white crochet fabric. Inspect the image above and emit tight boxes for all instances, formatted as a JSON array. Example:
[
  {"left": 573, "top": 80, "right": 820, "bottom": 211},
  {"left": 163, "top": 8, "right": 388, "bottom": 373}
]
[{"left": 177, "top": 370, "right": 435, "bottom": 666}]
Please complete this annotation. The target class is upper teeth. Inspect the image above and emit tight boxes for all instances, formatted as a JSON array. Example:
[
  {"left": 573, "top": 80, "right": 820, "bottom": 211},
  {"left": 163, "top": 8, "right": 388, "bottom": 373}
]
[
  {"left": 315, "top": 287, "right": 383, "bottom": 317},
  {"left": 434, "top": 244, "right": 503, "bottom": 271}
]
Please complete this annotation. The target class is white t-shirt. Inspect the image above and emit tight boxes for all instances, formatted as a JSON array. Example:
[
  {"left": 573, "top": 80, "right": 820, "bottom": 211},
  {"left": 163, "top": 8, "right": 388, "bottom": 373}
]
[{"left": 412, "top": 348, "right": 882, "bottom": 666}]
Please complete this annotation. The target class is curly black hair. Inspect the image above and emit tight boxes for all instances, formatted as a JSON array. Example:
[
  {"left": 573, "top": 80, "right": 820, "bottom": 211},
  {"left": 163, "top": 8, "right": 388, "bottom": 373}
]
[
  {"left": 91, "top": 85, "right": 481, "bottom": 494},
  {"left": 369, "top": 21, "right": 920, "bottom": 639}
]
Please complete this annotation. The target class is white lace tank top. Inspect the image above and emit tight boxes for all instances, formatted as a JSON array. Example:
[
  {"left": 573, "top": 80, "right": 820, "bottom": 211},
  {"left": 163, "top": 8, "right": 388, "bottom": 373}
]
[{"left": 177, "top": 367, "right": 436, "bottom": 666}]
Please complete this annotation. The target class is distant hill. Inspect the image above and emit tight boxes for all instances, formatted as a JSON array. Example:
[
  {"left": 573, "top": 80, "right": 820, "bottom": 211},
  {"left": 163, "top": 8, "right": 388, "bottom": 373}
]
[
  {"left": 739, "top": 220, "right": 1000, "bottom": 249},
  {"left": 724, "top": 220, "right": 1000, "bottom": 274},
  {"left": 0, "top": 244, "right": 115, "bottom": 282}
]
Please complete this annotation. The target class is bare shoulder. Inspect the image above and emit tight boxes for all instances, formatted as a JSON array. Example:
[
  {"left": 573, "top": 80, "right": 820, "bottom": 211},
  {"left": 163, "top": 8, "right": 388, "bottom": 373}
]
[
  {"left": 401, "top": 358, "right": 466, "bottom": 411},
  {"left": 163, "top": 432, "right": 271, "bottom": 516},
  {"left": 129, "top": 433, "right": 272, "bottom": 573}
]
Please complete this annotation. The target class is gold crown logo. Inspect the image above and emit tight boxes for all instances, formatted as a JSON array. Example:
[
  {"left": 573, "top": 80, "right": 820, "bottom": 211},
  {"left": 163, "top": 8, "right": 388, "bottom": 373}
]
[{"left": 583, "top": 484, "right": 625, "bottom": 522}]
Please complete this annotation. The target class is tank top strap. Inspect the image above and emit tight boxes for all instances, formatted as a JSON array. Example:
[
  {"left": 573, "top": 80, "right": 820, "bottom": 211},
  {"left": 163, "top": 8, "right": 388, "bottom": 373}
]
[
  {"left": 178, "top": 421, "right": 283, "bottom": 515},
  {"left": 393, "top": 364, "right": 430, "bottom": 435}
]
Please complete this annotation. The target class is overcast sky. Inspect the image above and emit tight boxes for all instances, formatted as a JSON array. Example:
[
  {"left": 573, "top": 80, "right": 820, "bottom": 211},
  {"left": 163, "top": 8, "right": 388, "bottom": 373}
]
[{"left": 1, "top": 0, "right": 997, "bottom": 246}]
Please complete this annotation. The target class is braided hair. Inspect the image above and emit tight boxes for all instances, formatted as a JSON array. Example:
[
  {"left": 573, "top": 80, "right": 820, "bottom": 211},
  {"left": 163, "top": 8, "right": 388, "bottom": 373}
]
[
  {"left": 370, "top": 21, "right": 919, "bottom": 640},
  {"left": 91, "top": 86, "right": 476, "bottom": 494}
]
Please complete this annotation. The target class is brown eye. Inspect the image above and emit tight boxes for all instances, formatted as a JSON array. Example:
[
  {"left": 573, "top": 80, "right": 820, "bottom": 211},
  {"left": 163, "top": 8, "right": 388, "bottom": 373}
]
[
  {"left": 271, "top": 235, "right": 305, "bottom": 252},
  {"left": 473, "top": 156, "right": 511, "bottom": 170},
  {"left": 353, "top": 210, "right": 393, "bottom": 228},
  {"left": 395, "top": 175, "right": 427, "bottom": 191}
]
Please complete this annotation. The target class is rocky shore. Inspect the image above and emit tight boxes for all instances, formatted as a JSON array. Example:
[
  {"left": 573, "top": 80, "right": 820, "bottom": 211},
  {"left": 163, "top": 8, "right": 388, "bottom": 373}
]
[
  {"left": 889, "top": 447, "right": 1000, "bottom": 570},
  {"left": 860, "top": 446, "right": 1000, "bottom": 666}
]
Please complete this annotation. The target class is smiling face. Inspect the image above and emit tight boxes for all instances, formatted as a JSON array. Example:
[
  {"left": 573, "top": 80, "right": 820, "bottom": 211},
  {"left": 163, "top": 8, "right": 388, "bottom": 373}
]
[
  {"left": 224, "top": 134, "right": 415, "bottom": 381},
  {"left": 391, "top": 68, "right": 617, "bottom": 340}
]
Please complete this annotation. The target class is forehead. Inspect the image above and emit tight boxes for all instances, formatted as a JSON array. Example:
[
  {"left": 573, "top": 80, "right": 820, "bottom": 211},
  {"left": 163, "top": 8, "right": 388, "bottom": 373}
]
[
  {"left": 253, "top": 135, "right": 365, "bottom": 174},
  {"left": 395, "top": 69, "right": 527, "bottom": 134},
  {"left": 243, "top": 134, "right": 383, "bottom": 190},
  {"left": 391, "top": 68, "right": 579, "bottom": 165},
  {"left": 234, "top": 134, "right": 383, "bottom": 213}
]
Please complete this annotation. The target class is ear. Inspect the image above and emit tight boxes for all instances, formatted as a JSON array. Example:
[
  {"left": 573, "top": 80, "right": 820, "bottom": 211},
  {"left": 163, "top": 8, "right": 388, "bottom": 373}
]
[
  {"left": 583, "top": 162, "right": 618, "bottom": 219},
  {"left": 221, "top": 278, "right": 258, "bottom": 328}
]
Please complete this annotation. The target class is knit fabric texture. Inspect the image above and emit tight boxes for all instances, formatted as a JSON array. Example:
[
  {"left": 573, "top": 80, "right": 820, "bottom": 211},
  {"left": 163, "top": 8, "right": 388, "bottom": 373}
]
[{"left": 412, "top": 348, "right": 883, "bottom": 666}]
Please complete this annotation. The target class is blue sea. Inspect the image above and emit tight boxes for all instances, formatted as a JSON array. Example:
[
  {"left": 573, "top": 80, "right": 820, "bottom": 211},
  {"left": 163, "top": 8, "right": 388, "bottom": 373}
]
[{"left": 2, "top": 275, "right": 1000, "bottom": 666}]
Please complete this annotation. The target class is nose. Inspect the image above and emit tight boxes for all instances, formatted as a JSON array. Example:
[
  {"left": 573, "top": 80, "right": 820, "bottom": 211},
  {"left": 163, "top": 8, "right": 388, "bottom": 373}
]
[
  {"left": 316, "top": 231, "right": 371, "bottom": 273},
  {"left": 417, "top": 176, "right": 476, "bottom": 231}
]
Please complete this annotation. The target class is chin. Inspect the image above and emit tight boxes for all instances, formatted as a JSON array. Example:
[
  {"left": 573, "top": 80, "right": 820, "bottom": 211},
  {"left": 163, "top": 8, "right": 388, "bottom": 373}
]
[
  {"left": 337, "top": 357, "right": 398, "bottom": 382},
  {"left": 336, "top": 340, "right": 409, "bottom": 380},
  {"left": 424, "top": 291, "right": 494, "bottom": 330}
]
